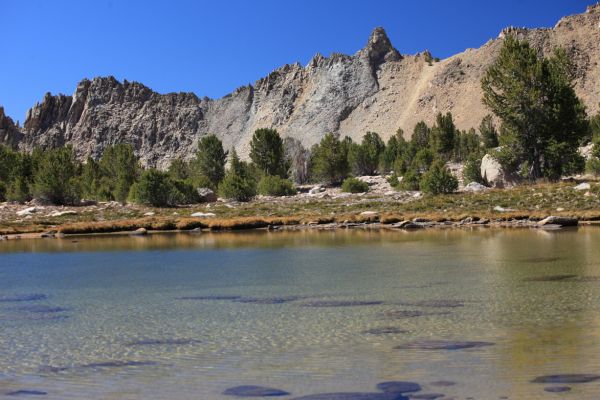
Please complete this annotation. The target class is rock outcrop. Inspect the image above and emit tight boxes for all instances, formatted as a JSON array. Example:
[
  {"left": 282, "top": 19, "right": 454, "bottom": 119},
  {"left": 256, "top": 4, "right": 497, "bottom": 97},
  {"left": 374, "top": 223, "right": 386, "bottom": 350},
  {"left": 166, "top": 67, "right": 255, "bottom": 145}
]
[
  {"left": 0, "top": 107, "right": 22, "bottom": 148},
  {"left": 3, "top": 5, "right": 600, "bottom": 168}
]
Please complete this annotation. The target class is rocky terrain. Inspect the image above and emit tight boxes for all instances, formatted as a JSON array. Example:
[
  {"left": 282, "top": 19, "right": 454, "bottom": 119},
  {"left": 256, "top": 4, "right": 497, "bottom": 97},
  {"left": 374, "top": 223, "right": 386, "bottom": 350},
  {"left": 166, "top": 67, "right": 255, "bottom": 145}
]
[{"left": 2, "top": 4, "right": 600, "bottom": 168}]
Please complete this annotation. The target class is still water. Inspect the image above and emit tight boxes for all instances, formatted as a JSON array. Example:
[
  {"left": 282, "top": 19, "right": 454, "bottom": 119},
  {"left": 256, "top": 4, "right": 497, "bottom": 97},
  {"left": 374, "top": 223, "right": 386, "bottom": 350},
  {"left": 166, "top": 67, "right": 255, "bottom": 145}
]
[{"left": 1, "top": 228, "right": 600, "bottom": 399}]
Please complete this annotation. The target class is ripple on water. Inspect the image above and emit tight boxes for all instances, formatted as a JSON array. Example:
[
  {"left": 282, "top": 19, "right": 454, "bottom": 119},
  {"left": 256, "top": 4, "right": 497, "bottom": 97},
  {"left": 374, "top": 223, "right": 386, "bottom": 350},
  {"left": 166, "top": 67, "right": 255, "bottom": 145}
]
[{"left": 125, "top": 338, "right": 202, "bottom": 346}]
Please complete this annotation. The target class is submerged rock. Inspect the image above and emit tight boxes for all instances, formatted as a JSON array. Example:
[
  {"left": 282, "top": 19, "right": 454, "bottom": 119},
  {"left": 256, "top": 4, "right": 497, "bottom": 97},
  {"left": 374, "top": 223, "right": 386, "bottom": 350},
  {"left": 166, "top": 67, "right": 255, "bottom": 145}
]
[
  {"left": 234, "top": 296, "right": 302, "bottom": 304},
  {"left": 0, "top": 294, "right": 47, "bottom": 302},
  {"left": 15, "top": 305, "right": 68, "bottom": 313},
  {"left": 376, "top": 381, "right": 422, "bottom": 393},
  {"left": 429, "top": 381, "right": 455, "bottom": 387},
  {"left": 301, "top": 300, "right": 383, "bottom": 307},
  {"left": 223, "top": 385, "right": 291, "bottom": 397},
  {"left": 398, "top": 300, "right": 464, "bottom": 308},
  {"left": 81, "top": 360, "right": 158, "bottom": 369},
  {"left": 292, "top": 393, "right": 407, "bottom": 400},
  {"left": 383, "top": 310, "right": 450, "bottom": 319},
  {"left": 126, "top": 338, "right": 201, "bottom": 346},
  {"left": 6, "top": 390, "right": 48, "bottom": 396},
  {"left": 394, "top": 340, "right": 494, "bottom": 350},
  {"left": 531, "top": 374, "right": 600, "bottom": 384},
  {"left": 523, "top": 275, "right": 577, "bottom": 282},
  {"left": 407, "top": 394, "right": 444, "bottom": 400},
  {"left": 362, "top": 327, "right": 408, "bottom": 335},
  {"left": 176, "top": 295, "right": 242, "bottom": 301},
  {"left": 543, "top": 386, "right": 571, "bottom": 393}
]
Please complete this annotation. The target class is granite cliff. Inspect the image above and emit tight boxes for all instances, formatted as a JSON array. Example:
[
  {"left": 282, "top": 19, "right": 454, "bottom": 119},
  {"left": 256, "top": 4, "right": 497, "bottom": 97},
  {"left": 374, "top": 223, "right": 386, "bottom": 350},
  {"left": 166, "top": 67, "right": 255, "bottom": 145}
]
[{"left": 5, "top": 5, "right": 600, "bottom": 168}]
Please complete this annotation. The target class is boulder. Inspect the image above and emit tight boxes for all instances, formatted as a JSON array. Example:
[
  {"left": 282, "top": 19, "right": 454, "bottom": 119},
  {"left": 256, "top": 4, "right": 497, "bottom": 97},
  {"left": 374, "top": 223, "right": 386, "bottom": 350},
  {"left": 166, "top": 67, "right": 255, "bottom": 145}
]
[
  {"left": 16, "top": 206, "right": 38, "bottom": 216},
  {"left": 197, "top": 188, "right": 217, "bottom": 203},
  {"left": 309, "top": 186, "right": 326, "bottom": 195},
  {"left": 462, "top": 182, "right": 489, "bottom": 192},
  {"left": 573, "top": 182, "right": 591, "bottom": 191},
  {"left": 480, "top": 154, "right": 516, "bottom": 188},
  {"left": 132, "top": 227, "right": 148, "bottom": 235},
  {"left": 191, "top": 212, "right": 216, "bottom": 218},
  {"left": 537, "top": 216, "right": 578, "bottom": 227}
]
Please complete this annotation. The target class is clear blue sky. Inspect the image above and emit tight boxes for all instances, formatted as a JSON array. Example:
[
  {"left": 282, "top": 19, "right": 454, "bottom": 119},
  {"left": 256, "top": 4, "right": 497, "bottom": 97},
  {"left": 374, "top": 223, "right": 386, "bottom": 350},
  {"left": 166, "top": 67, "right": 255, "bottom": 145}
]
[{"left": 0, "top": 0, "right": 592, "bottom": 123}]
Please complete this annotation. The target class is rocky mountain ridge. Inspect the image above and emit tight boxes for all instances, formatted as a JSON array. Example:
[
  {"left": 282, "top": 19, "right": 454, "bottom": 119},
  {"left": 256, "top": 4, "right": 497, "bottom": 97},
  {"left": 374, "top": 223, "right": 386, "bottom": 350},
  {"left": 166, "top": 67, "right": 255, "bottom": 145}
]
[{"left": 4, "top": 4, "right": 600, "bottom": 168}]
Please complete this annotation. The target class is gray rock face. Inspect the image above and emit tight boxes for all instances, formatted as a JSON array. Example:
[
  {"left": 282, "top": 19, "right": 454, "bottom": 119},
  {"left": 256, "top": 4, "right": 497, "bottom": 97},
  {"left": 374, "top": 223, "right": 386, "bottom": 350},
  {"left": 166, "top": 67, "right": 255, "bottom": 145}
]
[
  {"left": 0, "top": 107, "right": 22, "bottom": 148},
  {"left": 3, "top": 6, "right": 600, "bottom": 168}
]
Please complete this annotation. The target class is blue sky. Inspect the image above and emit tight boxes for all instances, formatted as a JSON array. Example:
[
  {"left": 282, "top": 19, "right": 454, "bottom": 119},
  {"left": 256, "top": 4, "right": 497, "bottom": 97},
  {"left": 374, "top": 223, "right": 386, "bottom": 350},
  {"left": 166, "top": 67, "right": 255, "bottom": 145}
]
[{"left": 0, "top": 0, "right": 592, "bottom": 122}]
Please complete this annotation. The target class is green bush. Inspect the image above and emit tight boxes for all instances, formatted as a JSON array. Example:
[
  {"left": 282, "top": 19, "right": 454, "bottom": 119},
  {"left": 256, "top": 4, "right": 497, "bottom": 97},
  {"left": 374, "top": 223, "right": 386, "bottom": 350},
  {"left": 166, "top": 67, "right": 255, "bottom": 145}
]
[
  {"left": 257, "top": 175, "right": 296, "bottom": 196},
  {"left": 218, "top": 172, "right": 256, "bottom": 202},
  {"left": 6, "top": 177, "right": 31, "bottom": 203},
  {"left": 463, "top": 155, "right": 485, "bottom": 184},
  {"left": 128, "top": 169, "right": 196, "bottom": 207},
  {"left": 420, "top": 160, "right": 458, "bottom": 195},
  {"left": 586, "top": 157, "right": 600, "bottom": 176},
  {"left": 0, "top": 181, "right": 6, "bottom": 202},
  {"left": 341, "top": 177, "right": 369, "bottom": 193},
  {"left": 399, "top": 169, "right": 421, "bottom": 191}
]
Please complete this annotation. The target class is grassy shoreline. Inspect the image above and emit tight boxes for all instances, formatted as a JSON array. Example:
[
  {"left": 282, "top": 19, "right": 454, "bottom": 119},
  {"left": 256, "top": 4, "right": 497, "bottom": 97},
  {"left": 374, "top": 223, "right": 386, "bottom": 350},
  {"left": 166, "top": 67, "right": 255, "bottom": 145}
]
[{"left": 1, "top": 181, "right": 599, "bottom": 239}]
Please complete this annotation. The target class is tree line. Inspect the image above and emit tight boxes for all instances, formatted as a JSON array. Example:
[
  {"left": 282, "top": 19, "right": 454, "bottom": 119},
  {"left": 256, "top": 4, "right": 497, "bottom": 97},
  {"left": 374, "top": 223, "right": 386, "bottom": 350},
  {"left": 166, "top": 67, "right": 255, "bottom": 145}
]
[{"left": 1, "top": 34, "right": 600, "bottom": 206}]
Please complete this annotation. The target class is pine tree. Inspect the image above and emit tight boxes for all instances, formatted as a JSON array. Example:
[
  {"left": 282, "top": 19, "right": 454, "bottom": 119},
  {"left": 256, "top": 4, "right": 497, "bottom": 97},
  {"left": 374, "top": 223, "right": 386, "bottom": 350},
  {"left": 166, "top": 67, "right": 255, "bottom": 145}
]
[
  {"left": 249, "top": 128, "right": 286, "bottom": 177},
  {"left": 481, "top": 35, "right": 589, "bottom": 180},
  {"left": 479, "top": 115, "right": 499, "bottom": 149},
  {"left": 192, "top": 134, "right": 227, "bottom": 187}
]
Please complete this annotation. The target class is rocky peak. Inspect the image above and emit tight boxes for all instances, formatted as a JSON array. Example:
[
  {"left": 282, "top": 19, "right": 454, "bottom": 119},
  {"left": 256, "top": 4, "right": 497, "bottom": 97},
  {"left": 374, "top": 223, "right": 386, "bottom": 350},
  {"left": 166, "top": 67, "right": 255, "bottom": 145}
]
[
  {"left": 360, "top": 27, "right": 402, "bottom": 67},
  {"left": 0, "top": 106, "right": 23, "bottom": 148}
]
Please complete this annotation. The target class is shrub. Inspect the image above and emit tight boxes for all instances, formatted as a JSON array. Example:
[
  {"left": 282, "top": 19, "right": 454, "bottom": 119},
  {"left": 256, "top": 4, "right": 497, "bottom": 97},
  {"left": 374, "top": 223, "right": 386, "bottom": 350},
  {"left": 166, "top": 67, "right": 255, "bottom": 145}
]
[
  {"left": 257, "top": 175, "right": 296, "bottom": 196},
  {"left": 128, "top": 169, "right": 196, "bottom": 207},
  {"left": 6, "top": 177, "right": 31, "bottom": 203},
  {"left": 399, "top": 169, "right": 421, "bottom": 191},
  {"left": 419, "top": 160, "right": 458, "bottom": 195},
  {"left": 218, "top": 173, "right": 256, "bottom": 202},
  {"left": 341, "top": 177, "right": 369, "bottom": 193},
  {"left": 463, "top": 155, "right": 485, "bottom": 184},
  {"left": 586, "top": 157, "right": 600, "bottom": 176},
  {"left": 0, "top": 181, "right": 5, "bottom": 202}
]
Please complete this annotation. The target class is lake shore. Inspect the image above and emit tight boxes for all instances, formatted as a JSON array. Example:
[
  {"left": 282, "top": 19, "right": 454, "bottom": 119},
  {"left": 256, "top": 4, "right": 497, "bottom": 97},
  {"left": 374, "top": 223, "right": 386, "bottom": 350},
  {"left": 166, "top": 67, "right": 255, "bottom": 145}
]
[{"left": 1, "top": 180, "right": 600, "bottom": 240}]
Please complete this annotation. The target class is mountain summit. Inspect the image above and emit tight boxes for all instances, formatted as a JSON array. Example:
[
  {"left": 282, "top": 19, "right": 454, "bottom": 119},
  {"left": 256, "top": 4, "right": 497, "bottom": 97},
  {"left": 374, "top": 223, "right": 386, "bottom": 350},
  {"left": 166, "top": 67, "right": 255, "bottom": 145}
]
[{"left": 4, "top": 6, "right": 600, "bottom": 168}]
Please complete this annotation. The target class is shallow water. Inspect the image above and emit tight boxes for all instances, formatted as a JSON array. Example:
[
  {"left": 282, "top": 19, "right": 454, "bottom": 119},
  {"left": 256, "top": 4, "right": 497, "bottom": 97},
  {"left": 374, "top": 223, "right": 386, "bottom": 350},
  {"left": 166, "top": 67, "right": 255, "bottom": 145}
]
[{"left": 1, "top": 228, "right": 600, "bottom": 399}]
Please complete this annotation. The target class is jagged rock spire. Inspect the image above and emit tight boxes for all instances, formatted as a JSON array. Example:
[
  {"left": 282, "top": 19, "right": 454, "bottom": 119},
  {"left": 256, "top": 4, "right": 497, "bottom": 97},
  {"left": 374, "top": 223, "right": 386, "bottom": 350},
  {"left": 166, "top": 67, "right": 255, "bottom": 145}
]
[{"left": 362, "top": 27, "right": 402, "bottom": 66}]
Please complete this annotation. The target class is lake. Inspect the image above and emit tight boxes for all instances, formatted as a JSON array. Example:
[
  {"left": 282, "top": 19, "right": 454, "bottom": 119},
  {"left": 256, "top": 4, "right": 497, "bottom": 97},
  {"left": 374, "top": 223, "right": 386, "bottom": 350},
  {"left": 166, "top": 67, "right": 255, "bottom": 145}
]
[{"left": 1, "top": 228, "right": 600, "bottom": 399}]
